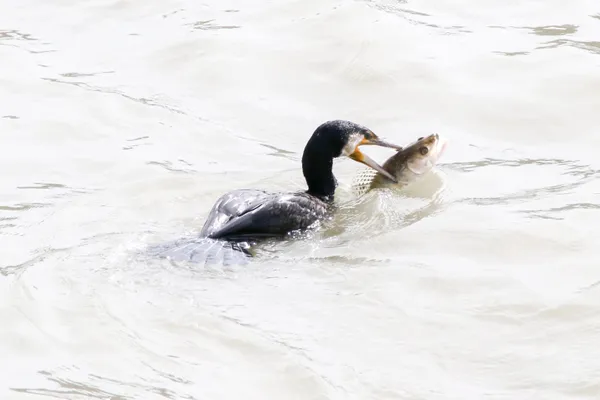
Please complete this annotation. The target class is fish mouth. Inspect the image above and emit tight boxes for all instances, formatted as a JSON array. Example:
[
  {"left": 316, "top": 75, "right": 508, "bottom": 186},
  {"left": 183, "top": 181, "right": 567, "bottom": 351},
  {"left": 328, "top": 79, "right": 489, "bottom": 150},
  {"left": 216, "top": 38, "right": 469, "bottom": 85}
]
[{"left": 435, "top": 134, "right": 448, "bottom": 159}]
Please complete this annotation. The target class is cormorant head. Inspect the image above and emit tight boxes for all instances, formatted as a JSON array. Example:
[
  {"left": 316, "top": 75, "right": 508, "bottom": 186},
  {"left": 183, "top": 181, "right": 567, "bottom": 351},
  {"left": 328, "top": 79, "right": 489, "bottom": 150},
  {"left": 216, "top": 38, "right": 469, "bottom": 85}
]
[{"left": 309, "top": 120, "right": 402, "bottom": 183}]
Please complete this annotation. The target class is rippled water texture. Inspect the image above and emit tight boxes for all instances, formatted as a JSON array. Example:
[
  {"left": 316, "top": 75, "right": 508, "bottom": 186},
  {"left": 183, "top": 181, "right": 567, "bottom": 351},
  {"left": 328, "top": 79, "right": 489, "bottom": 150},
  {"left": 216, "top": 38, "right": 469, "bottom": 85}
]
[{"left": 2, "top": 0, "right": 600, "bottom": 399}]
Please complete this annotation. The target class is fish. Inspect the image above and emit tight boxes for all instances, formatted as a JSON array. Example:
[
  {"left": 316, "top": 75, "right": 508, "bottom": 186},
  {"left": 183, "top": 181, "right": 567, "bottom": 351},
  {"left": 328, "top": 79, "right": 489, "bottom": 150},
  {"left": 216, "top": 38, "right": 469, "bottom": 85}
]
[{"left": 350, "top": 133, "right": 447, "bottom": 196}]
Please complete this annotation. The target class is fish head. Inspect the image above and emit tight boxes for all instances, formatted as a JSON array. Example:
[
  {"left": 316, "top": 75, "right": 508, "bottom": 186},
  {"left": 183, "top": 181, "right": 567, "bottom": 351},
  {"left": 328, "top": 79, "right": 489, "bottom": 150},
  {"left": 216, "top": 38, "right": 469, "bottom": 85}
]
[{"left": 402, "top": 133, "right": 447, "bottom": 176}]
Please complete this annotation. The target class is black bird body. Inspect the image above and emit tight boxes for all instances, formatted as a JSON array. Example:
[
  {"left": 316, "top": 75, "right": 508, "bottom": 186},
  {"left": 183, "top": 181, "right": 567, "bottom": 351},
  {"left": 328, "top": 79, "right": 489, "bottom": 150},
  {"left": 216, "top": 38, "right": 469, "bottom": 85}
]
[
  {"left": 154, "top": 120, "right": 401, "bottom": 264},
  {"left": 200, "top": 189, "right": 330, "bottom": 240}
]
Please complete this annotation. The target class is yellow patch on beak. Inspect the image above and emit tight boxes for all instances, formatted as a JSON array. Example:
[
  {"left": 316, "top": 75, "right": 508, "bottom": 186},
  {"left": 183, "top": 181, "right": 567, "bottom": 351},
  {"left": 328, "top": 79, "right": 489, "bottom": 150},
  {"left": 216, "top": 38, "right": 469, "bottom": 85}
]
[
  {"left": 359, "top": 137, "right": 371, "bottom": 146},
  {"left": 349, "top": 148, "right": 365, "bottom": 162}
]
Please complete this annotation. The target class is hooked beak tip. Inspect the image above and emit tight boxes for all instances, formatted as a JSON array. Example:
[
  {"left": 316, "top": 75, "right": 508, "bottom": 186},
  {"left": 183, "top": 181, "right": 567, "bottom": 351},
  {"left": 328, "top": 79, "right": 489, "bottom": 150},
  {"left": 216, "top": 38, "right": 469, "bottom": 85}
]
[{"left": 384, "top": 172, "right": 398, "bottom": 183}]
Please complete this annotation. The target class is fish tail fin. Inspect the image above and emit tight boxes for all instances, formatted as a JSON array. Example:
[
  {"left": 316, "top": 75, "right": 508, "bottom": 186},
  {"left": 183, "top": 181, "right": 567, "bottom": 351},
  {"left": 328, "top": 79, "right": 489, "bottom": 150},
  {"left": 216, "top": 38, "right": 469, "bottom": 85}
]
[{"left": 150, "top": 237, "right": 252, "bottom": 266}]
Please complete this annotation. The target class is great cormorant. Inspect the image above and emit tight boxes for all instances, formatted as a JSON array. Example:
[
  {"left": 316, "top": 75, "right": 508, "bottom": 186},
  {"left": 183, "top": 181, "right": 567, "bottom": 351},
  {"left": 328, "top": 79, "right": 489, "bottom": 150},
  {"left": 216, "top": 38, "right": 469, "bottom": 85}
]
[{"left": 156, "top": 120, "right": 402, "bottom": 264}]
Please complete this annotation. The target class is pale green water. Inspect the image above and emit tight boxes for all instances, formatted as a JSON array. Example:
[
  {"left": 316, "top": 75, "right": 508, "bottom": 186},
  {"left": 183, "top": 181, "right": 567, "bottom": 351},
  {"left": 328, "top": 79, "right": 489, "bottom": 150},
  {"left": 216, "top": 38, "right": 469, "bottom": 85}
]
[{"left": 1, "top": 1, "right": 600, "bottom": 399}]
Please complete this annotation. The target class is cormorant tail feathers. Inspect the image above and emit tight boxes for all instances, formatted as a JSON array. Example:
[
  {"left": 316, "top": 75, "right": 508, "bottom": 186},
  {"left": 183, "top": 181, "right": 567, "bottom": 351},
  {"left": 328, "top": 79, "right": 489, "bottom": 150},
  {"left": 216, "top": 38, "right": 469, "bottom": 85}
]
[{"left": 149, "top": 237, "right": 251, "bottom": 266}]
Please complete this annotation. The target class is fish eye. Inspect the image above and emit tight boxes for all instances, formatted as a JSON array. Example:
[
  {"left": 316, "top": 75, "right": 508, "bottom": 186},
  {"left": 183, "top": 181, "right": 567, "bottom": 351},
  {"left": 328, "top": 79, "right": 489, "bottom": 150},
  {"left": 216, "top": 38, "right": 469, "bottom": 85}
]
[{"left": 419, "top": 146, "right": 429, "bottom": 155}]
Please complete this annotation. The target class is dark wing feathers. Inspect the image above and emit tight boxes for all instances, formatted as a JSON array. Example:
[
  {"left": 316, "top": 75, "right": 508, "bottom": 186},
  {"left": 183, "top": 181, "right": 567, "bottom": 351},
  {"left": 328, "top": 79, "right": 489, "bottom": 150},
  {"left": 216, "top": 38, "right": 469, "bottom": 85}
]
[
  {"left": 201, "top": 189, "right": 329, "bottom": 240},
  {"left": 200, "top": 189, "right": 270, "bottom": 237}
]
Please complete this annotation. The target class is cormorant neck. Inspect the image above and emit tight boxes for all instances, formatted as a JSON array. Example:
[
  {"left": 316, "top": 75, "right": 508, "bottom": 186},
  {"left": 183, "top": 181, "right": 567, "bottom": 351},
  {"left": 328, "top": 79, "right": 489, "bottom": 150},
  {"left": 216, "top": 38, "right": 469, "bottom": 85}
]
[{"left": 302, "top": 145, "right": 337, "bottom": 201}]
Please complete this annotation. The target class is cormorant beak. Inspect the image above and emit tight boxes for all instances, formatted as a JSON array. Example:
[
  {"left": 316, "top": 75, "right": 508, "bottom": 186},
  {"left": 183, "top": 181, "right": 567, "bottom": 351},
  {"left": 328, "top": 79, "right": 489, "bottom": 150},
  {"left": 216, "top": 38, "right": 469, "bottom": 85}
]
[
  {"left": 358, "top": 136, "right": 404, "bottom": 151},
  {"left": 347, "top": 134, "right": 402, "bottom": 183},
  {"left": 349, "top": 148, "right": 398, "bottom": 183}
]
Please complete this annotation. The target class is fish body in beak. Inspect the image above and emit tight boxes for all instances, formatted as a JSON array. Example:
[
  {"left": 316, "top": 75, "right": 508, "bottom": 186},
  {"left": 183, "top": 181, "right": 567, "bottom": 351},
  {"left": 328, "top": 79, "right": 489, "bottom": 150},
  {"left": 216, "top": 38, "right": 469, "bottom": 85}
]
[{"left": 347, "top": 134, "right": 402, "bottom": 183}]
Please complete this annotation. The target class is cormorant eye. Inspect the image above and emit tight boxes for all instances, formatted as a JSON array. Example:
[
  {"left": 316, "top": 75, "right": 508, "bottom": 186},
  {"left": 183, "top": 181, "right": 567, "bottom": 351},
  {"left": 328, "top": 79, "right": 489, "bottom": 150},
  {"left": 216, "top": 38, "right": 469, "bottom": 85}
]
[{"left": 419, "top": 147, "right": 429, "bottom": 155}]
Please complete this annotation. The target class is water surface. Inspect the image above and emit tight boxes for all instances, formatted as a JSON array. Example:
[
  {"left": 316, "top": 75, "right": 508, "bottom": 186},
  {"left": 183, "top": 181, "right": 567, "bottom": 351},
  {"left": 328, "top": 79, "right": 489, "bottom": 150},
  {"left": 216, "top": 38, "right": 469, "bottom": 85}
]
[{"left": 2, "top": 0, "right": 600, "bottom": 399}]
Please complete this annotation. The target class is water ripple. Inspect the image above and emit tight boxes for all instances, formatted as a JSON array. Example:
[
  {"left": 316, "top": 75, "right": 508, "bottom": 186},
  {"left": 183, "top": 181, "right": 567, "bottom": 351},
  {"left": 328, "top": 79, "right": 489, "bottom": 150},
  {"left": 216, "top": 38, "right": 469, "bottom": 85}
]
[
  {"left": 537, "top": 38, "right": 600, "bottom": 55},
  {"left": 188, "top": 20, "right": 240, "bottom": 31},
  {"left": 363, "top": 1, "right": 470, "bottom": 34},
  {"left": 445, "top": 156, "right": 599, "bottom": 209},
  {"left": 259, "top": 143, "right": 298, "bottom": 161},
  {"left": 123, "top": 135, "right": 151, "bottom": 151},
  {"left": 0, "top": 28, "right": 53, "bottom": 53},
  {"left": 443, "top": 157, "right": 596, "bottom": 173},
  {"left": 520, "top": 202, "right": 600, "bottom": 220},
  {"left": 88, "top": 373, "right": 196, "bottom": 400},
  {"left": 491, "top": 23, "right": 600, "bottom": 56},
  {"left": 60, "top": 71, "right": 115, "bottom": 78},
  {"left": 0, "top": 202, "right": 49, "bottom": 211},
  {"left": 147, "top": 160, "right": 197, "bottom": 174},
  {"left": 525, "top": 24, "right": 578, "bottom": 36},
  {"left": 459, "top": 181, "right": 587, "bottom": 207},
  {"left": 17, "top": 182, "right": 67, "bottom": 190},
  {"left": 41, "top": 77, "right": 190, "bottom": 117},
  {"left": 0, "top": 247, "right": 71, "bottom": 277},
  {"left": 0, "top": 29, "right": 37, "bottom": 41},
  {"left": 11, "top": 370, "right": 130, "bottom": 400}
]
